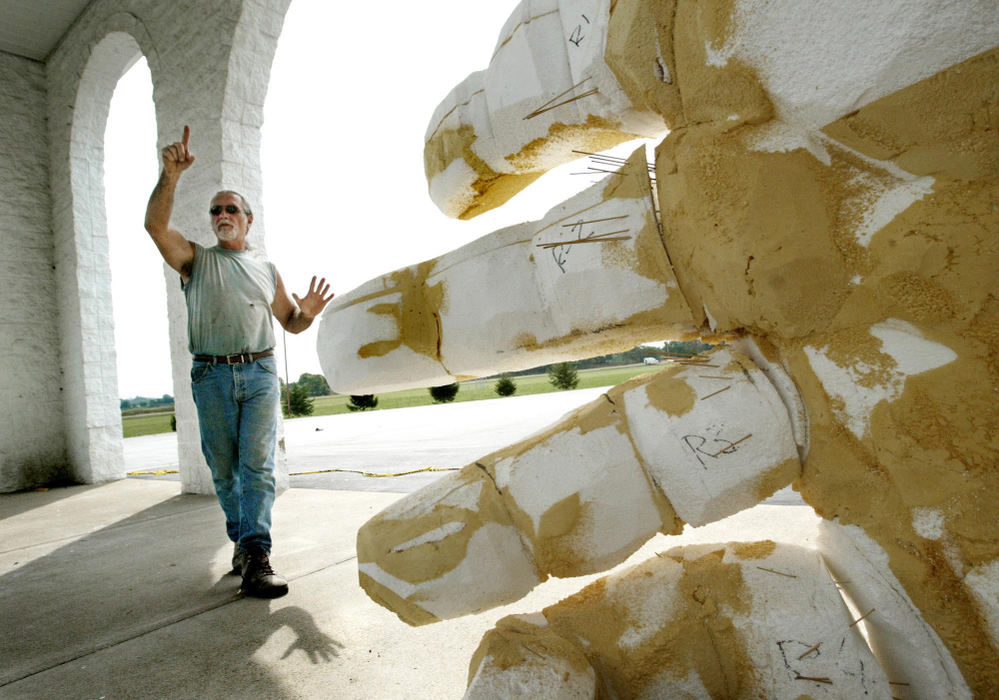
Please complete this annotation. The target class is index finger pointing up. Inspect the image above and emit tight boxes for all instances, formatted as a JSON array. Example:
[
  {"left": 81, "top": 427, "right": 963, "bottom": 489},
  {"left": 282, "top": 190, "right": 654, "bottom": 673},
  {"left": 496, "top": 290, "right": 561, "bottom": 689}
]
[{"left": 182, "top": 125, "right": 190, "bottom": 147}]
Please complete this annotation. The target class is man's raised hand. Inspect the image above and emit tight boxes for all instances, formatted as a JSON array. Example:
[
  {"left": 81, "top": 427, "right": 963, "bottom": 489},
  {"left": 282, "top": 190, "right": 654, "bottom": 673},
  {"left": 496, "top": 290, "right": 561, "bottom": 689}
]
[
  {"left": 293, "top": 276, "right": 334, "bottom": 319},
  {"left": 161, "top": 125, "right": 195, "bottom": 176}
]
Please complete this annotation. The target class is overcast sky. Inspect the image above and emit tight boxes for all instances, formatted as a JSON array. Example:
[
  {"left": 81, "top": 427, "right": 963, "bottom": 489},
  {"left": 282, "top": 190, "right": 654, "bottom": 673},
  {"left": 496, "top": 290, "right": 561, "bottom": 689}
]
[{"left": 105, "top": 0, "right": 646, "bottom": 398}]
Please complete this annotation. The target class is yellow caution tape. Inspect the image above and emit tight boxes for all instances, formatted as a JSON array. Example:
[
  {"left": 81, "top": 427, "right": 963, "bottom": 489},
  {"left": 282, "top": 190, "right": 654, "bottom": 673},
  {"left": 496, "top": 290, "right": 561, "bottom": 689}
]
[
  {"left": 127, "top": 465, "right": 459, "bottom": 478},
  {"left": 290, "top": 466, "right": 458, "bottom": 478}
]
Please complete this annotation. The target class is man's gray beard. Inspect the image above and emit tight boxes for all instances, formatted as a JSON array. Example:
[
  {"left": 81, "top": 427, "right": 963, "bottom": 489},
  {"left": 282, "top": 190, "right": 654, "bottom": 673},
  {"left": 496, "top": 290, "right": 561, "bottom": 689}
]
[{"left": 214, "top": 226, "right": 238, "bottom": 242}]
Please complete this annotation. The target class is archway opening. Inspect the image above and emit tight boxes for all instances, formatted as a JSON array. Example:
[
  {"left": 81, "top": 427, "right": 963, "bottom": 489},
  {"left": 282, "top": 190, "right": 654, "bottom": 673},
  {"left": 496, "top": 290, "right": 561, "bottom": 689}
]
[{"left": 103, "top": 58, "right": 172, "bottom": 434}]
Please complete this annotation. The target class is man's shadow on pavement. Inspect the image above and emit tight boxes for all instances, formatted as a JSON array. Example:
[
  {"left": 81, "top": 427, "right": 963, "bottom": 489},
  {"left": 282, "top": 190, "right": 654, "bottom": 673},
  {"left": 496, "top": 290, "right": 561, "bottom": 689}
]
[{"left": 236, "top": 598, "right": 345, "bottom": 664}]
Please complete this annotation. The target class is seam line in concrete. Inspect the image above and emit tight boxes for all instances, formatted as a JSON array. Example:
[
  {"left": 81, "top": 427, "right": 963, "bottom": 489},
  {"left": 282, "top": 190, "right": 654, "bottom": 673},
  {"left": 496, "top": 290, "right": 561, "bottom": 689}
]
[
  {"left": 0, "top": 505, "right": 219, "bottom": 556},
  {"left": 0, "top": 593, "right": 242, "bottom": 688},
  {"left": 290, "top": 555, "right": 357, "bottom": 581},
  {"left": 0, "top": 554, "right": 360, "bottom": 688}
]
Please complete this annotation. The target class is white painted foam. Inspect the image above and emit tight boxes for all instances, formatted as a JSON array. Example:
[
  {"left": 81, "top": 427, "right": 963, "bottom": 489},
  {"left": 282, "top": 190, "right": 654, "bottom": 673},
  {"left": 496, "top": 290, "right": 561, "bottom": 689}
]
[
  {"left": 316, "top": 276, "right": 453, "bottom": 395},
  {"left": 380, "top": 471, "right": 484, "bottom": 521},
  {"left": 428, "top": 157, "right": 478, "bottom": 219},
  {"left": 418, "top": 523, "right": 542, "bottom": 619},
  {"left": 623, "top": 347, "right": 800, "bottom": 526},
  {"left": 392, "top": 521, "right": 466, "bottom": 553},
  {"left": 964, "top": 560, "right": 999, "bottom": 649},
  {"left": 425, "top": 0, "right": 667, "bottom": 218},
  {"left": 617, "top": 568, "right": 680, "bottom": 650},
  {"left": 466, "top": 641, "right": 596, "bottom": 700},
  {"left": 871, "top": 320, "right": 957, "bottom": 376},
  {"left": 804, "top": 320, "right": 956, "bottom": 439},
  {"left": 702, "top": 303, "right": 717, "bottom": 332},
  {"left": 657, "top": 542, "right": 890, "bottom": 697},
  {"left": 912, "top": 507, "right": 945, "bottom": 541},
  {"left": 495, "top": 421, "right": 662, "bottom": 573},
  {"left": 362, "top": 522, "right": 541, "bottom": 621},
  {"left": 643, "top": 668, "right": 709, "bottom": 698},
  {"left": 733, "top": 336, "right": 809, "bottom": 458},
  {"left": 818, "top": 520, "right": 972, "bottom": 698},
  {"left": 851, "top": 175, "right": 934, "bottom": 247},
  {"left": 713, "top": 0, "right": 999, "bottom": 132},
  {"left": 745, "top": 121, "right": 832, "bottom": 163}
]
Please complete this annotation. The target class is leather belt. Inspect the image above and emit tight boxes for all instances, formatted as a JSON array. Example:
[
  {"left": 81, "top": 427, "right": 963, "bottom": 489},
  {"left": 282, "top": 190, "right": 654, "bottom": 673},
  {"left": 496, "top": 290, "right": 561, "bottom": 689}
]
[{"left": 192, "top": 349, "right": 274, "bottom": 365}]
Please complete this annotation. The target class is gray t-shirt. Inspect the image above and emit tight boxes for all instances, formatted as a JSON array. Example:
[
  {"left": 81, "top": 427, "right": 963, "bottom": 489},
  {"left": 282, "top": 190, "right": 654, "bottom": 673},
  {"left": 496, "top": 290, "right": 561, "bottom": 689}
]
[{"left": 183, "top": 243, "right": 277, "bottom": 355}]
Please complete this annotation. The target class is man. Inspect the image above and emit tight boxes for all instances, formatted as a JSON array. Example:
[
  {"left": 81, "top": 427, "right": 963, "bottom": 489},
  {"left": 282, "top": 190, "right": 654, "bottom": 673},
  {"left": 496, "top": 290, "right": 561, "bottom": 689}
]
[{"left": 144, "top": 125, "right": 334, "bottom": 598}]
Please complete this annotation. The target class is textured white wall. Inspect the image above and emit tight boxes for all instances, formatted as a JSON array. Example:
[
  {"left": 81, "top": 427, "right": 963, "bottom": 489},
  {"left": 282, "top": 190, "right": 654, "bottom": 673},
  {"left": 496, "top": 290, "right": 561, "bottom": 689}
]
[
  {"left": 0, "top": 0, "right": 294, "bottom": 493},
  {"left": 0, "top": 51, "right": 69, "bottom": 492}
]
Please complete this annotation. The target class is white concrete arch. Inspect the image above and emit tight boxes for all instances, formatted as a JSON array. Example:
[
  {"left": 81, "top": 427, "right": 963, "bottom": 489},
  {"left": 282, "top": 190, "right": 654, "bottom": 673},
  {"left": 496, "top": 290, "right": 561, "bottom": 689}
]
[
  {"left": 56, "top": 17, "right": 161, "bottom": 485},
  {"left": 156, "top": 0, "right": 295, "bottom": 494}
]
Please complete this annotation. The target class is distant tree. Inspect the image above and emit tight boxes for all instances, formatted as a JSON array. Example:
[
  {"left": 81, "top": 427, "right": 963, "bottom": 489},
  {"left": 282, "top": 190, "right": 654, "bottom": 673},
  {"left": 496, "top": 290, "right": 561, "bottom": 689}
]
[
  {"left": 120, "top": 394, "right": 174, "bottom": 411},
  {"left": 547, "top": 362, "right": 579, "bottom": 390},
  {"left": 296, "top": 372, "right": 331, "bottom": 397},
  {"left": 494, "top": 375, "right": 517, "bottom": 397},
  {"left": 170, "top": 414, "right": 176, "bottom": 432},
  {"left": 283, "top": 383, "right": 314, "bottom": 417},
  {"left": 429, "top": 383, "right": 460, "bottom": 403},
  {"left": 347, "top": 394, "right": 379, "bottom": 411},
  {"left": 664, "top": 339, "right": 713, "bottom": 356}
]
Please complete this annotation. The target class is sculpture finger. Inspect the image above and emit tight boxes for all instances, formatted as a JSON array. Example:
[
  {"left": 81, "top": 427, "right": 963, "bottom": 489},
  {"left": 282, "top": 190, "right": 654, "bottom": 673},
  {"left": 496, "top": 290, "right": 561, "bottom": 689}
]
[
  {"left": 425, "top": 0, "right": 667, "bottom": 220},
  {"left": 466, "top": 541, "right": 892, "bottom": 698},
  {"left": 817, "top": 520, "right": 972, "bottom": 697},
  {"left": 357, "top": 346, "right": 803, "bottom": 625},
  {"left": 318, "top": 147, "right": 696, "bottom": 395}
]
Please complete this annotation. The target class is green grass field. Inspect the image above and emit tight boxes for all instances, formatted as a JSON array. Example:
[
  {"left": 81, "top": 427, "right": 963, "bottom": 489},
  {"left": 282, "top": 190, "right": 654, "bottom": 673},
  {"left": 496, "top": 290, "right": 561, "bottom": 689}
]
[
  {"left": 122, "top": 363, "right": 665, "bottom": 438},
  {"left": 122, "top": 412, "right": 175, "bottom": 438}
]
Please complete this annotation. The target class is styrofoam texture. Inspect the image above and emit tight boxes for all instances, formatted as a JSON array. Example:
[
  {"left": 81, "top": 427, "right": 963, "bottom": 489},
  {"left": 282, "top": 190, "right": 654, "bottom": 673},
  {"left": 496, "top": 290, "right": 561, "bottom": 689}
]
[
  {"left": 581, "top": 541, "right": 888, "bottom": 696},
  {"left": 360, "top": 469, "right": 542, "bottom": 620},
  {"left": 434, "top": 171, "right": 672, "bottom": 379},
  {"left": 316, "top": 274, "right": 452, "bottom": 394},
  {"left": 817, "top": 520, "right": 972, "bottom": 699},
  {"left": 622, "top": 348, "right": 799, "bottom": 526},
  {"left": 732, "top": 337, "right": 809, "bottom": 458},
  {"left": 466, "top": 615, "right": 597, "bottom": 700},
  {"left": 491, "top": 421, "right": 662, "bottom": 575},
  {"left": 531, "top": 187, "right": 669, "bottom": 338},
  {"left": 360, "top": 521, "right": 540, "bottom": 621},
  {"left": 965, "top": 560, "right": 999, "bottom": 650},
  {"left": 714, "top": 0, "right": 999, "bottom": 135},
  {"left": 425, "top": 0, "right": 666, "bottom": 216},
  {"left": 428, "top": 157, "right": 479, "bottom": 220},
  {"left": 324, "top": 158, "right": 674, "bottom": 392},
  {"left": 724, "top": 543, "right": 890, "bottom": 697},
  {"left": 804, "top": 320, "right": 956, "bottom": 439}
]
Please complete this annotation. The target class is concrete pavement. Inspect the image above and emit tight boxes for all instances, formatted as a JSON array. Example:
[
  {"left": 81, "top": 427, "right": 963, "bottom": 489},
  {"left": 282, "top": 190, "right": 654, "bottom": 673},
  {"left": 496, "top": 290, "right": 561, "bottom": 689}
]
[
  {"left": 4, "top": 390, "right": 817, "bottom": 698},
  {"left": 125, "top": 388, "right": 614, "bottom": 493},
  {"left": 125, "top": 388, "right": 805, "bottom": 503}
]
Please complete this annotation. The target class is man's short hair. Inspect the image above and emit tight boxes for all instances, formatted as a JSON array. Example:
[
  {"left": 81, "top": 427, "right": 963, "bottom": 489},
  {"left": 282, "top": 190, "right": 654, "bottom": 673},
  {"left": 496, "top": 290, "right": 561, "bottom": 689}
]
[{"left": 214, "top": 190, "right": 253, "bottom": 217}]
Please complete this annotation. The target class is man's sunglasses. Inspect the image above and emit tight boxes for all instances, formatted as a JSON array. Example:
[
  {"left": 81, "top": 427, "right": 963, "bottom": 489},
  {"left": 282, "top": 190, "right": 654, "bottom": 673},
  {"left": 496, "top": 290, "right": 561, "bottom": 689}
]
[{"left": 209, "top": 204, "right": 242, "bottom": 216}]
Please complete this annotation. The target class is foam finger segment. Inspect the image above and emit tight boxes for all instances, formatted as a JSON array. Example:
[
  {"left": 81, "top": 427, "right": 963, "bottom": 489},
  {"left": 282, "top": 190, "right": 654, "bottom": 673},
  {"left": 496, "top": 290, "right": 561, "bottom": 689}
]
[
  {"left": 465, "top": 541, "right": 891, "bottom": 698},
  {"left": 317, "top": 147, "right": 697, "bottom": 395},
  {"left": 356, "top": 346, "right": 802, "bottom": 625},
  {"left": 424, "top": 0, "right": 667, "bottom": 219}
]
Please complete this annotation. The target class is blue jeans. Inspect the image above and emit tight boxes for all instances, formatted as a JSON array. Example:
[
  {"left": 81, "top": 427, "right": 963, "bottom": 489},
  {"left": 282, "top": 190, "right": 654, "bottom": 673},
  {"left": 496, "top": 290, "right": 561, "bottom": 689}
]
[{"left": 191, "top": 355, "right": 280, "bottom": 553}]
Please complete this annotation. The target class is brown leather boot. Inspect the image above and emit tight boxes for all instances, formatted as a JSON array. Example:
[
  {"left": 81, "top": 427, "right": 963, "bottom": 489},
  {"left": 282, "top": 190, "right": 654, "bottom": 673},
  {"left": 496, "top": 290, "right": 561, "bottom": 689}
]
[{"left": 240, "top": 548, "right": 289, "bottom": 598}]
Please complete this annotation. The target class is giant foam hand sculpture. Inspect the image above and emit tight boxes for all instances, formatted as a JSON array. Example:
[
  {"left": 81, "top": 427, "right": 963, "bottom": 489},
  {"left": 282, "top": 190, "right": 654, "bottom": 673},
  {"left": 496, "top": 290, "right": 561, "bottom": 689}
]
[{"left": 317, "top": 0, "right": 999, "bottom": 696}]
